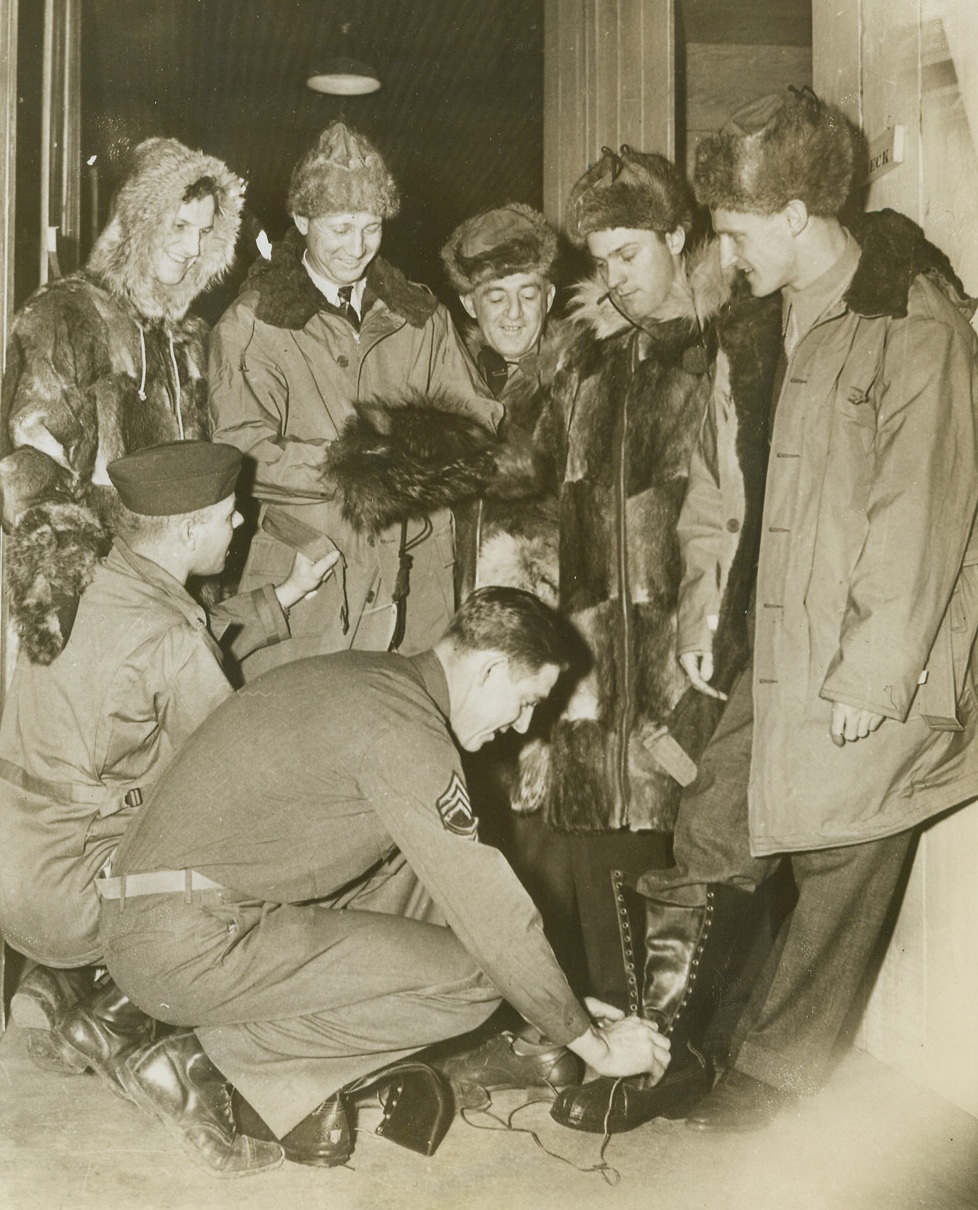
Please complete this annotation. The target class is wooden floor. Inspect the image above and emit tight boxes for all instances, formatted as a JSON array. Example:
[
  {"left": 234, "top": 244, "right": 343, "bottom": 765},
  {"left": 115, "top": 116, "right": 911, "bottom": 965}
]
[{"left": 0, "top": 1019, "right": 976, "bottom": 1210}]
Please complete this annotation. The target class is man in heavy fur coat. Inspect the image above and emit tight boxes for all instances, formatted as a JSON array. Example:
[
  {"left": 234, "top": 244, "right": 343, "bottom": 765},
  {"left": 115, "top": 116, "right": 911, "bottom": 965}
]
[
  {"left": 209, "top": 122, "right": 500, "bottom": 679},
  {"left": 505, "top": 148, "right": 781, "bottom": 1015},
  {"left": 0, "top": 138, "right": 244, "bottom": 664}
]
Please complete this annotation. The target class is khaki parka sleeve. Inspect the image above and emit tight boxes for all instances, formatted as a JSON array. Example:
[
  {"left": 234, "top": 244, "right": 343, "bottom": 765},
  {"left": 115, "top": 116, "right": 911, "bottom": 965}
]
[
  {"left": 208, "top": 306, "right": 333, "bottom": 504},
  {"left": 820, "top": 302, "right": 978, "bottom": 720}
]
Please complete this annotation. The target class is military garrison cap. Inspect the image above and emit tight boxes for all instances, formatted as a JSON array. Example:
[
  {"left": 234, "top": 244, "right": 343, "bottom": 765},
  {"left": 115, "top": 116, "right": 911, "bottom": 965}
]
[{"left": 107, "top": 441, "right": 241, "bottom": 516}]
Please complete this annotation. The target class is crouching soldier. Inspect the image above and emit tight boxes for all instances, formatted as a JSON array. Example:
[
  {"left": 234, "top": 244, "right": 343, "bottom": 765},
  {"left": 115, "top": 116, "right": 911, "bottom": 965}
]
[
  {"left": 1, "top": 441, "right": 337, "bottom": 1089},
  {"left": 98, "top": 588, "right": 671, "bottom": 1177}
]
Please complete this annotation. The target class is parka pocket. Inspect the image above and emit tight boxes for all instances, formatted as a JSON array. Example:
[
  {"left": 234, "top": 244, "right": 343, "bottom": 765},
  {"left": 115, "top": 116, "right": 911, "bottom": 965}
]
[{"left": 916, "top": 563, "right": 978, "bottom": 729}]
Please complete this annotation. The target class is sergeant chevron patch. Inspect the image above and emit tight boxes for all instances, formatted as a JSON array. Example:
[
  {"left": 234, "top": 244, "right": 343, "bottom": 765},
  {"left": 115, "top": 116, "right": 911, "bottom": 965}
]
[{"left": 436, "top": 772, "right": 478, "bottom": 838}]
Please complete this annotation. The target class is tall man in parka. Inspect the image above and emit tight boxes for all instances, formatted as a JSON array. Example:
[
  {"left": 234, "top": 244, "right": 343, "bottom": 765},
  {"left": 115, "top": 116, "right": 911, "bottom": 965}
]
[
  {"left": 556, "top": 89, "right": 978, "bottom": 1135},
  {"left": 0, "top": 137, "right": 244, "bottom": 665},
  {"left": 209, "top": 122, "right": 500, "bottom": 679}
]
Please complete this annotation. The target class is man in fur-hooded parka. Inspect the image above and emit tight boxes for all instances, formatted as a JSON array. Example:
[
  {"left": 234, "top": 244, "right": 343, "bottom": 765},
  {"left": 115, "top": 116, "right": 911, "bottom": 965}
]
[
  {"left": 0, "top": 138, "right": 244, "bottom": 663},
  {"left": 209, "top": 123, "right": 500, "bottom": 678}
]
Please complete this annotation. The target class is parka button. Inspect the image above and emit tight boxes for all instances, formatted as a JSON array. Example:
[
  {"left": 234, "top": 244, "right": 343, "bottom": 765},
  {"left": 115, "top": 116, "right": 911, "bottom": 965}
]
[
  {"left": 726, "top": 518, "right": 740, "bottom": 533},
  {"left": 336, "top": 354, "right": 349, "bottom": 368}
]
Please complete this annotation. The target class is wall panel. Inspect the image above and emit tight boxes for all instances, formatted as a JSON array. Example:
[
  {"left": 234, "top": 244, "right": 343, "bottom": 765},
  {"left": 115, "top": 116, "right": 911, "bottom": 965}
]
[{"left": 543, "top": 0, "right": 673, "bottom": 229}]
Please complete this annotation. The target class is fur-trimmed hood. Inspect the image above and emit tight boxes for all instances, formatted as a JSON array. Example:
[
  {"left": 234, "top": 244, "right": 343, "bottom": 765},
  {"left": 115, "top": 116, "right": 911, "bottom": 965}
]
[
  {"left": 86, "top": 138, "right": 244, "bottom": 324},
  {"left": 568, "top": 238, "right": 734, "bottom": 341},
  {"left": 243, "top": 228, "right": 439, "bottom": 331}
]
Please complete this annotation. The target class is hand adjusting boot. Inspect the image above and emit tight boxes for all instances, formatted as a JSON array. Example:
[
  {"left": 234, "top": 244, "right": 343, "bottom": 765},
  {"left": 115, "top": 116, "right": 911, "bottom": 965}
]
[
  {"left": 686, "top": 1067, "right": 793, "bottom": 1133},
  {"left": 120, "top": 1031, "right": 284, "bottom": 1177},
  {"left": 11, "top": 964, "right": 98, "bottom": 1074},
  {"left": 552, "top": 879, "right": 753, "bottom": 1134},
  {"left": 30, "top": 971, "right": 155, "bottom": 1096},
  {"left": 439, "top": 1027, "right": 583, "bottom": 1109},
  {"left": 550, "top": 1042, "right": 715, "bottom": 1133}
]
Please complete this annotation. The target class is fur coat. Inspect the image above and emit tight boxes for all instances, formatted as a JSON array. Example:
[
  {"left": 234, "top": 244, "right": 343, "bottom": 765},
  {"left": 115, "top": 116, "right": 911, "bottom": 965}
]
[
  {"left": 0, "top": 140, "right": 243, "bottom": 663},
  {"left": 515, "top": 245, "right": 781, "bottom": 833}
]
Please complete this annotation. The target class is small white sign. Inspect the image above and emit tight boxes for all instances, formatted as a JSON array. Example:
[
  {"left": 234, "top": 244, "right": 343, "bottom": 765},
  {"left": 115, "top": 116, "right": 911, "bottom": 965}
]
[{"left": 866, "top": 126, "right": 905, "bottom": 183}]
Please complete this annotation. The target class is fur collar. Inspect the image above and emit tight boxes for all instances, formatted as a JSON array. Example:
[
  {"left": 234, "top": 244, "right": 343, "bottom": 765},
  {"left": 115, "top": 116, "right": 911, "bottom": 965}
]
[
  {"left": 846, "top": 208, "right": 970, "bottom": 319},
  {"left": 568, "top": 239, "right": 733, "bottom": 342},
  {"left": 245, "top": 229, "right": 439, "bottom": 330}
]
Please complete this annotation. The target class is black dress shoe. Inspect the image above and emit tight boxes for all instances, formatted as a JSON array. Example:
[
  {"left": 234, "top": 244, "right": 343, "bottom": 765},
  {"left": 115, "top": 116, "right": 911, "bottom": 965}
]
[
  {"left": 550, "top": 1047, "right": 715, "bottom": 1134},
  {"left": 120, "top": 1032, "right": 284, "bottom": 1177},
  {"left": 233, "top": 1089, "right": 352, "bottom": 1168},
  {"left": 438, "top": 1029, "right": 582, "bottom": 1109},
  {"left": 686, "top": 1067, "right": 793, "bottom": 1133}
]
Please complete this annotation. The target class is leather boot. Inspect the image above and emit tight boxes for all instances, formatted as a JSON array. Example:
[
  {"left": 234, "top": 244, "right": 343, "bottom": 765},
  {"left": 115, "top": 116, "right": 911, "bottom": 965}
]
[
  {"left": 11, "top": 965, "right": 99, "bottom": 1075},
  {"left": 120, "top": 1032, "right": 284, "bottom": 1177},
  {"left": 552, "top": 878, "right": 752, "bottom": 1133},
  {"left": 34, "top": 971, "right": 155, "bottom": 1097},
  {"left": 233, "top": 1089, "right": 352, "bottom": 1167}
]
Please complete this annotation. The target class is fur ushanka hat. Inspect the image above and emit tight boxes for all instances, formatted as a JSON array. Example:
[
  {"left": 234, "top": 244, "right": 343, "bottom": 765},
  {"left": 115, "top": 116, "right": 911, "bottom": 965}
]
[
  {"left": 565, "top": 145, "right": 693, "bottom": 247},
  {"left": 287, "top": 121, "right": 400, "bottom": 220},
  {"left": 441, "top": 204, "right": 559, "bottom": 295},
  {"left": 694, "top": 87, "right": 862, "bottom": 216}
]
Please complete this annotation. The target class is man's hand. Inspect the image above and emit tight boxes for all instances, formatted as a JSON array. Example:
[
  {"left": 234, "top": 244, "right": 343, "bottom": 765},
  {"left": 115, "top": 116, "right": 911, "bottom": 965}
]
[
  {"left": 567, "top": 1013, "right": 671, "bottom": 1082},
  {"left": 829, "top": 702, "right": 885, "bottom": 748},
  {"left": 275, "top": 550, "right": 341, "bottom": 611},
  {"left": 679, "top": 651, "right": 728, "bottom": 701}
]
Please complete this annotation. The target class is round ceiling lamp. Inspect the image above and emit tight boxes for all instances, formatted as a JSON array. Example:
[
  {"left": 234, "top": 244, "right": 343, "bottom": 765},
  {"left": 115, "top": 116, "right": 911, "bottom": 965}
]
[{"left": 307, "top": 23, "right": 381, "bottom": 95}]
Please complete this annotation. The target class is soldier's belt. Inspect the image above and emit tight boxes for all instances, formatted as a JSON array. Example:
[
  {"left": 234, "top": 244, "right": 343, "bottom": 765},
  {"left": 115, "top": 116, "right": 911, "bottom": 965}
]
[{"left": 96, "top": 869, "right": 225, "bottom": 901}]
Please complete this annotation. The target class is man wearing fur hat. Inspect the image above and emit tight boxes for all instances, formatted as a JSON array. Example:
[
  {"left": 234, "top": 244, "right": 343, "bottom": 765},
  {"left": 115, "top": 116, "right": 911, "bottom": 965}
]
[
  {"left": 209, "top": 122, "right": 499, "bottom": 679},
  {"left": 440, "top": 203, "right": 564, "bottom": 604},
  {"left": 0, "top": 441, "right": 334, "bottom": 1136},
  {"left": 556, "top": 89, "right": 978, "bottom": 1136},
  {"left": 0, "top": 137, "right": 245, "bottom": 666}
]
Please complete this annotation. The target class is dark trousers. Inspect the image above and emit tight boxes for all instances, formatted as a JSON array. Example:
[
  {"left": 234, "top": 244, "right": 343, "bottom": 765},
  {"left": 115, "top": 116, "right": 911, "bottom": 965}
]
[
  {"left": 100, "top": 854, "right": 500, "bottom": 1137},
  {"left": 637, "top": 669, "right": 914, "bottom": 1095}
]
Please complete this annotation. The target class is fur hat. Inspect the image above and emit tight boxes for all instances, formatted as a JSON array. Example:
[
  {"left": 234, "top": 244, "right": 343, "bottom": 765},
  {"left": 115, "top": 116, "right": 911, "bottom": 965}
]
[
  {"left": 86, "top": 137, "right": 244, "bottom": 324},
  {"left": 565, "top": 146, "right": 693, "bottom": 247},
  {"left": 694, "top": 87, "right": 862, "bottom": 216},
  {"left": 441, "top": 204, "right": 558, "bottom": 294},
  {"left": 287, "top": 122, "right": 400, "bottom": 220}
]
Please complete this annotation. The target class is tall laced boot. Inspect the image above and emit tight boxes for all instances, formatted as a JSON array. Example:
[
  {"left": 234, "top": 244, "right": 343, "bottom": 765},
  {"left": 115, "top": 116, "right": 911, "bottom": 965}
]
[
  {"left": 11, "top": 964, "right": 99, "bottom": 1074},
  {"left": 120, "top": 1032, "right": 284, "bottom": 1178},
  {"left": 32, "top": 971, "right": 156, "bottom": 1097},
  {"left": 551, "top": 875, "right": 752, "bottom": 1133}
]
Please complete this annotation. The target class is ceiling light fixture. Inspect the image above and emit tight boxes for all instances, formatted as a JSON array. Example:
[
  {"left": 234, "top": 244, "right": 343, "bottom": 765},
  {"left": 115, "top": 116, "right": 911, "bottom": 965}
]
[{"left": 307, "top": 22, "right": 381, "bottom": 96}]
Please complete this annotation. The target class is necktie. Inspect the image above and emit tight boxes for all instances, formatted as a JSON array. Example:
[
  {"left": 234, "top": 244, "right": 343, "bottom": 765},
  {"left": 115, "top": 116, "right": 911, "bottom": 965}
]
[
  {"left": 478, "top": 346, "right": 510, "bottom": 399},
  {"left": 337, "top": 285, "right": 360, "bottom": 332}
]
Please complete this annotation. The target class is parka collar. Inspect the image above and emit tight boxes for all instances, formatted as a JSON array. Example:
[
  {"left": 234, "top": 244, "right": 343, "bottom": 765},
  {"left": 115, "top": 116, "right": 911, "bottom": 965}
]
[
  {"left": 245, "top": 229, "right": 439, "bottom": 331},
  {"left": 567, "top": 238, "right": 734, "bottom": 345},
  {"left": 844, "top": 208, "right": 973, "bottom": 320}
]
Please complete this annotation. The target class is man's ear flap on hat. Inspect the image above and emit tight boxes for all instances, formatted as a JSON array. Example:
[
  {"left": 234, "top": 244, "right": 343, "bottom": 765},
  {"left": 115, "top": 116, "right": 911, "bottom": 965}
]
[
  {"left": 460, "top": 293, "right": 478, "bottom": 321},
  {"left": 665, "top": 227, "right": 686, "bottom": 256},
  {"left": 293, "top": 214, "right": 310, "bottom": 237},
  {"left": 544, "top": 283, "right": 557, "bottom": 314}
]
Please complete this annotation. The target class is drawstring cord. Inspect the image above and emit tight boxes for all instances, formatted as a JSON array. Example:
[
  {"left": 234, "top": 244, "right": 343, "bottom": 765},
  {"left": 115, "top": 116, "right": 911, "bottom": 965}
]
[
  {"left": 134, "top": 321, "right": 184, "bottom": 439},
  {"left": 136, "top": 323, "right": 147, "bottom": 401},
  {"left": 167, "top": 330, "right": 184, "bottom": 439}
]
